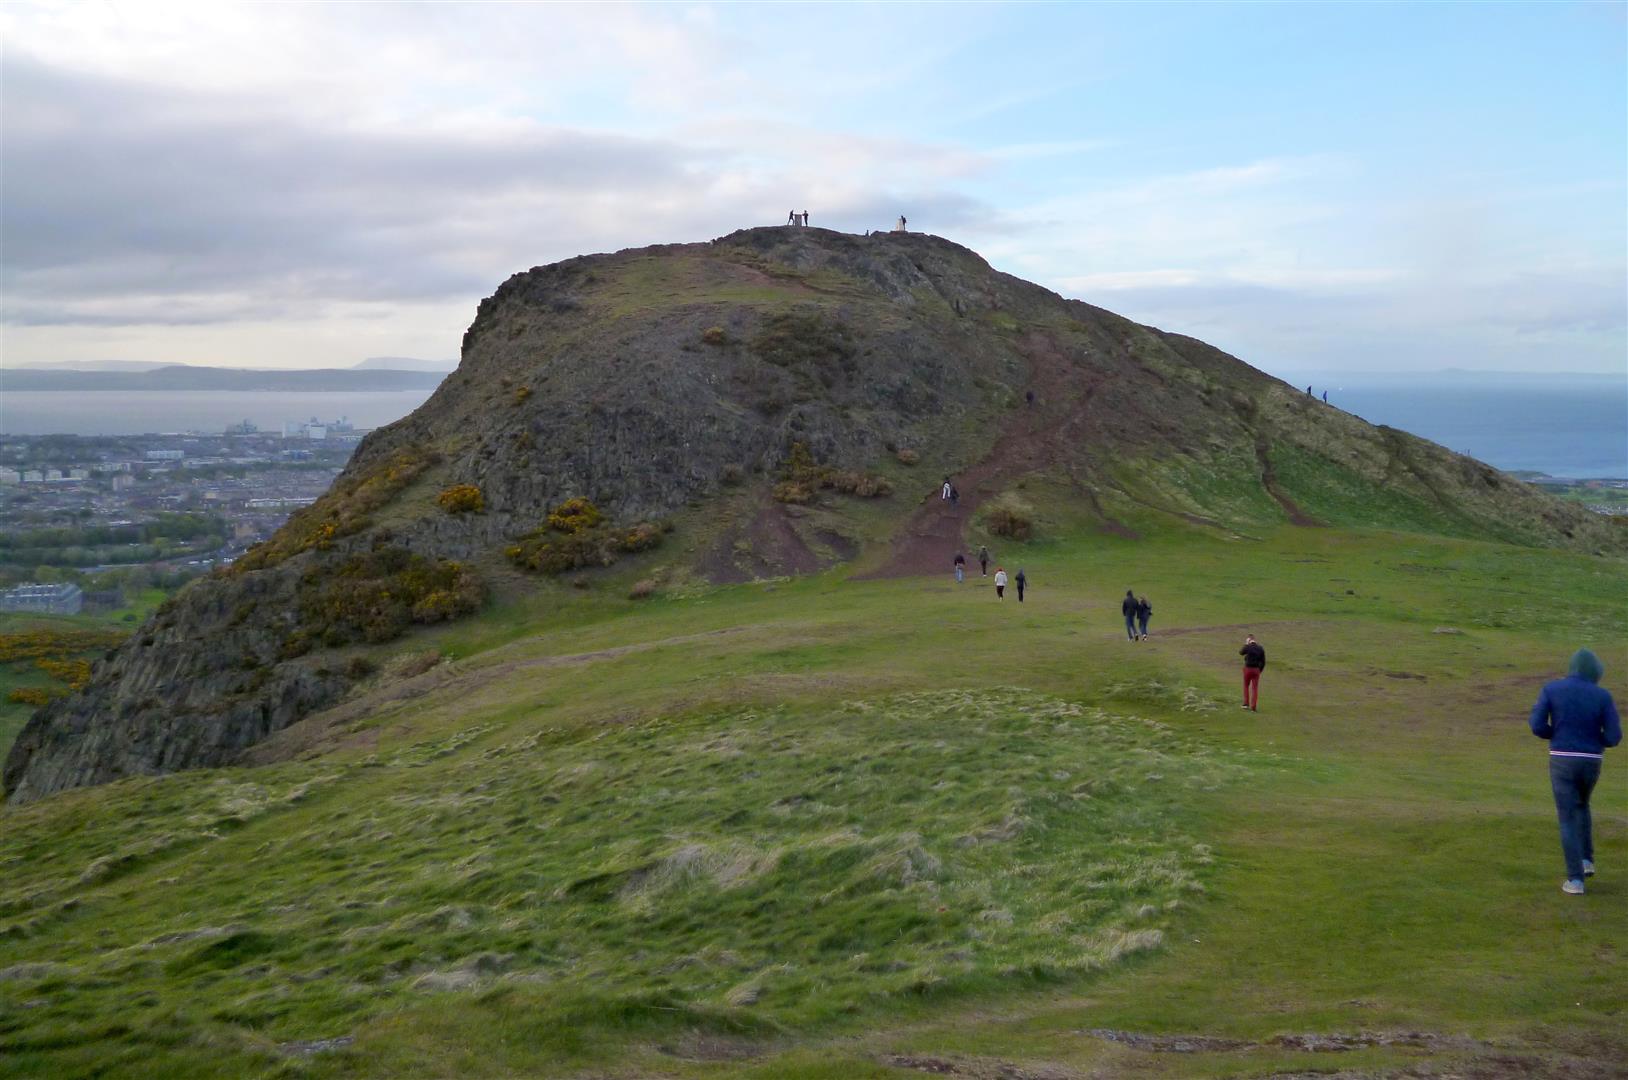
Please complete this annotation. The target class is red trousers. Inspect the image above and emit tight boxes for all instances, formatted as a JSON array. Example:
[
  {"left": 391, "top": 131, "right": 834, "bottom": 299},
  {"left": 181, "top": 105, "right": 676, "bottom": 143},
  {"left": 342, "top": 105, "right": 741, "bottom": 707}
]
[{"left": 1242, "top": 667, "right": 1261, "bottom": 709}]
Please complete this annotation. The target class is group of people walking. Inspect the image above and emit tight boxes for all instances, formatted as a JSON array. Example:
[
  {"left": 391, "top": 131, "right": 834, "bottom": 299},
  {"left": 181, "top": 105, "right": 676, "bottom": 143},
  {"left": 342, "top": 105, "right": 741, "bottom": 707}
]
[{"left": 952, "top": 546, "right": 1025, "bottom": 601}]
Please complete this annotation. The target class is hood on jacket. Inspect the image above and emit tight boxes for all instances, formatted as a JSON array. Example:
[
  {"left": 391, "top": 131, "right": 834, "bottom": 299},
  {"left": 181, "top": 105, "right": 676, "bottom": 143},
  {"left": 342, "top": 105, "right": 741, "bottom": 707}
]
[{"left": 1569, "top": 648, "right": 1604, "bottom": 683}]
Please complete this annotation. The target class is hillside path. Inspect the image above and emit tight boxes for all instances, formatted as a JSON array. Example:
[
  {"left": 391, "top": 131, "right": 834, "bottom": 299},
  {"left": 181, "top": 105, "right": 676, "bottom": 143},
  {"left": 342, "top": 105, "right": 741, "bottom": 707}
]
[{"left": 857, "top": 331, "right": 1099, "bottom": 579}]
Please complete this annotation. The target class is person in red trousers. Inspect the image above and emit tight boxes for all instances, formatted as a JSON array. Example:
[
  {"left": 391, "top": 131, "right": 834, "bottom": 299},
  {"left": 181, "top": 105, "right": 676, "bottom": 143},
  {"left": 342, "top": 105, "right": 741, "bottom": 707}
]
[{"left": 1240, "top": 634, "right": 1266, "bottom": 711}]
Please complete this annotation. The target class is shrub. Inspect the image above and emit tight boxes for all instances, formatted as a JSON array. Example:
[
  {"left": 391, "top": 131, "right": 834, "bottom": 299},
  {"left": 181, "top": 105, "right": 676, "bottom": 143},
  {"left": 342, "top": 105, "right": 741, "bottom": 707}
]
[
  {"left": 546, "top": 496, "right": 604, "bottom": 535},
  {"left": 8, "top": 687, "right": 61, "bottom": 707},
  {"left": 437, "top": 484, "right": 485, "bottom": 515},
  {"left": 986, "top": 507, "right": 1033, "bottom": 541},
  {"left": 896, "top": 448, "right": 920, "bottom": 466},
  {"left": 701, "top": 326, "right": 728, "bottom": 346},
  {"left": 773, "top": 481, "right": 813, "bottom": 505},
  {"left": 507, "top": 501, "right": 665, "bottom": 576},
  {"left": 618, "top": 523, "right": 663, "bottom": 553},
  {"left": 345, "top": 656, "right": 378, "bottom": 680},
  {"left": 513, "top": 386, "right": 532, "bottom": 404},
  {"left": 777, "top": 443, "right": 890, "bottom": 501},
  {"left": 720, "top": 463, "right": 745, "bottom": 486},
  {"left": 296, "top": 548, "right": 482, "bottom": 647},
  {"left": 629, "top": 579, "right": 656, "bottom": 600},
  {"left": 0, "top": 629, "right": 125, "bottom": 665},
  {"left": 506, "top": 531, "right": 613, "bottom": 575}
]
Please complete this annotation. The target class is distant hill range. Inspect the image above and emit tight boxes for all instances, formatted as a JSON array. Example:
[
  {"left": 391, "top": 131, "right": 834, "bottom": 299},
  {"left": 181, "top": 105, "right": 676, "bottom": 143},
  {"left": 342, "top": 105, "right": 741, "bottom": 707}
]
[
  {"left": 2, "top": 364, "right": 449, "bottom": 391},
  {"left": 351, "top": 356, "right": 457, "bottom": 372},
  {"left": 6, "top": 226, "right": 1623, "bottom": 804}
]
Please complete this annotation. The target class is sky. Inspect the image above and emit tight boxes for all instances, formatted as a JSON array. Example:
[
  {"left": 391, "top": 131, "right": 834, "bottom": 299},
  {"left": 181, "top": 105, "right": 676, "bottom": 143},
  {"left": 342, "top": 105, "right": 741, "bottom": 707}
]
[{"left": 2, "top": 1, "right": 1624, "bottom": 378}]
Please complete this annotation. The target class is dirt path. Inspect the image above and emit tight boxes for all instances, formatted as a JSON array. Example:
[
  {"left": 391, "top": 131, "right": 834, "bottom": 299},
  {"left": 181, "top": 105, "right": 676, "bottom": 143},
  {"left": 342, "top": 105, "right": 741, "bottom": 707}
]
[{"left": 858, "top": 332, "right": 1104, "bottom": 579}]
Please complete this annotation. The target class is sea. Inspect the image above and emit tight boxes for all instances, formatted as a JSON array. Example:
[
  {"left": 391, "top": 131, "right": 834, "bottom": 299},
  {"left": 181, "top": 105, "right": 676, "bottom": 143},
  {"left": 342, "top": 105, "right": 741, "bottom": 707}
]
[
  {"left": 1303, "top": 373, "right": 1626, "bottom": 479},
  {"left": 1, "top": 375, "right": 1622, "bottom": 478},
  {"left": 0, "top": 390, "right": 437, "bottom": 439}
]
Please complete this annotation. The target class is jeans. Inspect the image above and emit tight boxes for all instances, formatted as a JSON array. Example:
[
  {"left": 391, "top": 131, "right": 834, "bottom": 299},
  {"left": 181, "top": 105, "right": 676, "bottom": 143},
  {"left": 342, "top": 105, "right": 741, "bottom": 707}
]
[
  {"left": 1550, "top": 756, "right": 1602, "bottom": 882},
  {"left": 1137, "top": 614, "right": 1149, "bottom": 637},
  {"left": 955, "top": 566, "right": 963, "bottom": 583}
]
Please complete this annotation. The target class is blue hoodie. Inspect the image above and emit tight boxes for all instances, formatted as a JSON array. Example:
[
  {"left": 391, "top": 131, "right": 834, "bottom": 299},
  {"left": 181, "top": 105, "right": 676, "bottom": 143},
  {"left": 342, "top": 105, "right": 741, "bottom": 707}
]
[{"left": 1529, "top": 649, "right": 1622, "bottom": 758}]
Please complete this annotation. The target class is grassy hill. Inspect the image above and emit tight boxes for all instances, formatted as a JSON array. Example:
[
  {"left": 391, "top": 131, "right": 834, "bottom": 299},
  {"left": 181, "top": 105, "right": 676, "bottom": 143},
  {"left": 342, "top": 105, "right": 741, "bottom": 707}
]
[
  {"left": 8, "top": 227, "right": 1621, "bottom": 806},
  {"left": 3, "top": 512, "right": 1623, "bottom": 1078}
]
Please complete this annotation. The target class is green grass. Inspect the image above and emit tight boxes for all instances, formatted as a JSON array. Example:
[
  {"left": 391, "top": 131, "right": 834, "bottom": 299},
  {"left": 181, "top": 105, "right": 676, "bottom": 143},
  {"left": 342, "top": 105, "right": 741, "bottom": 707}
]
[{"left": 2, "top": 522, "right": 1624, "bottom": 1078}]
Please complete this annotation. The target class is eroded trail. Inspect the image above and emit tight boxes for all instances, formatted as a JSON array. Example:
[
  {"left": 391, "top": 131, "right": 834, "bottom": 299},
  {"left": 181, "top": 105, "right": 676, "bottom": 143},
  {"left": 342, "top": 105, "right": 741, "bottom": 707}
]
[{"left": 858, "top": 332, "right": 1100, "bottom": 579}]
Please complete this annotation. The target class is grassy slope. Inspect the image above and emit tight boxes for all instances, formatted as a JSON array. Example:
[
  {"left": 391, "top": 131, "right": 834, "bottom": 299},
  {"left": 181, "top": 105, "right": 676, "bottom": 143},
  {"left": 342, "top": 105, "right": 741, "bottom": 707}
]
[{"left": 1, "top": 521, "right": 1624, "bottom": 1079}]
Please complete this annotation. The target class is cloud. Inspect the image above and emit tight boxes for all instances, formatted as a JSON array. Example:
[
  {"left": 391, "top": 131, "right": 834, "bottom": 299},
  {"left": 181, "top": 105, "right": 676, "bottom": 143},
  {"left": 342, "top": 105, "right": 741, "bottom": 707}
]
[{"left": 1, "top": 53, "right": 993, "bottom": 330}]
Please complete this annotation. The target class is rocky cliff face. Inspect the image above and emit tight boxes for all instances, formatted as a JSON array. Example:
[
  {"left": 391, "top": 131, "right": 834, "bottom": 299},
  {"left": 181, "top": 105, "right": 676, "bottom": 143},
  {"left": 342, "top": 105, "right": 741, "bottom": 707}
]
[{"left": 6, "top": 227, "right": 1619, "bottom": 803}]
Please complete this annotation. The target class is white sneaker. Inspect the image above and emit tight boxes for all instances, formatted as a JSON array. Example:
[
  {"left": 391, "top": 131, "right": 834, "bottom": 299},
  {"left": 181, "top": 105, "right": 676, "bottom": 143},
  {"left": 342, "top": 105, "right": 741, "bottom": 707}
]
[
  {"left": 1582, "top": 860, "right": 1595, "bottom": 878},
  {"left": 1562, "top": 879, "right": 1585, "bottom": 895}
]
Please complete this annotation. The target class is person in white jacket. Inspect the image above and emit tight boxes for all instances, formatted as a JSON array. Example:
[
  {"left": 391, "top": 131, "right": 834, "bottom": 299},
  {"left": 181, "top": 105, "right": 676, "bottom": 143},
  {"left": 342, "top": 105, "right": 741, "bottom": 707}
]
[{"left": 993, "top": 567, "right": 1007, "bottom": 600}]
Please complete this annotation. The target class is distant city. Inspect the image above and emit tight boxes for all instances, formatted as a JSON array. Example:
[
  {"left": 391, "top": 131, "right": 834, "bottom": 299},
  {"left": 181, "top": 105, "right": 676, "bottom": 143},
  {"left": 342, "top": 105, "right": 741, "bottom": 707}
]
[{"left": 0, "top": 420, "right": 366, "bottom": 605}]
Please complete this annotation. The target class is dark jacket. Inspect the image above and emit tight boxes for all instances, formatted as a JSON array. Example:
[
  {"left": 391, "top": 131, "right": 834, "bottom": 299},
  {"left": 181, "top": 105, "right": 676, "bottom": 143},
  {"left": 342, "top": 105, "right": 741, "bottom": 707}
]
[
  {"left": 1240, "top": 642, "right": 1266, "bottom": 669},
  {"left": 1122, "top": 595, "right": 1137, "bottom": 617},
  {"left": 1530, "top": 650, "right": 1621, "bottom": 757},
  {"left": 978, "top": 547, "right": 989, "bottom": 563},
  {"left": 1015, "top": 570, "right": 1026, "bottom": 587},
  {"left": 953, "top": 553, "right": 965, "bottom": 566},
  {"left": 1136, "top": 598, "right": 1151, "bottom": 619}
]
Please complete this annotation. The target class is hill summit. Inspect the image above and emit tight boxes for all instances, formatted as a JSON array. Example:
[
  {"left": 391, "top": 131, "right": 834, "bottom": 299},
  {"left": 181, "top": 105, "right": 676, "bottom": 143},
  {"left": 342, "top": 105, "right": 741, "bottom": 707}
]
[{"left": 4, "top": 226, "right": 1618, "bottom": 802}]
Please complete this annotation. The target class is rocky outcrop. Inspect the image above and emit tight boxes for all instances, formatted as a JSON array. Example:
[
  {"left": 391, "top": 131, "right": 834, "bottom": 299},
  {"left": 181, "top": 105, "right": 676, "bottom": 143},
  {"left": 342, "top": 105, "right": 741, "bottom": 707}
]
[{"left": 6, "top": 226, "right": 1620, "bottom": 803}]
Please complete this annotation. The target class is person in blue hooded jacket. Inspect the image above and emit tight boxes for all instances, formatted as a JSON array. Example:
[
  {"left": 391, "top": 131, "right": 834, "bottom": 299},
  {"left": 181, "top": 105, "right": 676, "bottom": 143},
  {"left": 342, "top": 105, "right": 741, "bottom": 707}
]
[{"left": 1529, "top": 648, "right": 1622, "bottom": 895}]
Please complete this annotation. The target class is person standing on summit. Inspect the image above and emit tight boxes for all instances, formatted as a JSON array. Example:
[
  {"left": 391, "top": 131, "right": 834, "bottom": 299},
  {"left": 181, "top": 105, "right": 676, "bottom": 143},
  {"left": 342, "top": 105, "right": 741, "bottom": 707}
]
[
  {"left": 1529, "top": 648, "right": 1621, "bottom": 895},
  {"left": 1122, "top": 590, "right": 1139, "bottom": 642},
  {"left": 1240, "top": 635, "right": 1266, "bottom": 710}
]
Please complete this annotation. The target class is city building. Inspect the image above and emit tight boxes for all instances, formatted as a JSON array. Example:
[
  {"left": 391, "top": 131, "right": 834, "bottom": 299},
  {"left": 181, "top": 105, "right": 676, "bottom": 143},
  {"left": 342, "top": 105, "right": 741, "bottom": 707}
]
[
  {"left": 0, "top": 467, "right": 19, "bottom": 485},
  {"left": 145, "top": 450, "right": 185, "bottom": 461},
  {"left": 0, "top": 582, "right": 84, "bottom": 615}
]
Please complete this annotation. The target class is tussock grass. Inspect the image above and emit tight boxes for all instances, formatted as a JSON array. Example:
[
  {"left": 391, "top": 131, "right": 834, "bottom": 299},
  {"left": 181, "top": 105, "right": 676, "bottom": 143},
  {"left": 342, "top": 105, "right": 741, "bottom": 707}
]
[{"left": 0, "top": 690, "right": 1239, "bottom": 1076}]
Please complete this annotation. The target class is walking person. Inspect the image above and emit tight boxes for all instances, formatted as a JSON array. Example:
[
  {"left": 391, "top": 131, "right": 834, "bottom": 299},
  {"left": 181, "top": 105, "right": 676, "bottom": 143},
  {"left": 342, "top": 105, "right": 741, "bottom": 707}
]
[
  {"left": 788, "top": 210, "right": 796, "bottom": 225},
  {"left": 993, "top": 567, "right": 1007, "bottom": 600},
  {"left": 1015, "top": 568, "right": 1026, "bottom": 602},
  {"left": 1240, "top": 635, "right": 1265, "bottom": 710},
  {"left": 1529, "top": 648, "right": 1621, "bottom": 894},
  {"left": 953, "top": 552, "right": 966, "bottom": 584},
  {"left": 978, "top": 545, "right": 990, "bottom": 577},
  {"left": 942, "top": 477, "right": 952, "bottom": 501},
  {"left": 1122, "top": 590, "right": 1139, "bottom": 642},
  {"left": 1322, "top": 390, "right": 1328, "bottom": 404},
  {"left": 1136, "top": 595, "right": 1151, "bottom": 640}
]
